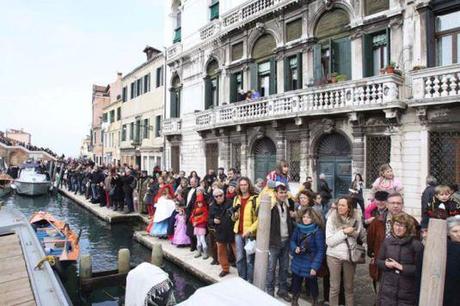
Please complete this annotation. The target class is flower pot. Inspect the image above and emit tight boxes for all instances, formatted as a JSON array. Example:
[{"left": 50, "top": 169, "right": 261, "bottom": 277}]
[{"left": 385, "top": 66, "right": 395, "bottom": 74}]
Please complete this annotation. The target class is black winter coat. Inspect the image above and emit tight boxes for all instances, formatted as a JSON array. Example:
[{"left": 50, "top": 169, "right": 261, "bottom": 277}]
[
  {"left": 269, "top": 200, "right": 294, "bottom": 248},
  {"left": 319, "top": 179, "right": 332, "bottom": 201},
  {"left": 209, "top": 199, "right": 235, "bottom": 243},
  {"left": 110, "top": 175, "right": 124, "bottom": 201},
  {"left": 377, "top": 235, "right": 423, "bottom": 306},
  {"left": 444, "top": 239, "right": 460, "bottom": 306}
]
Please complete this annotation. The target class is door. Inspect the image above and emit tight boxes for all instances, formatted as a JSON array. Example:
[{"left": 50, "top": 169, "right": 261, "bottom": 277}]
[
  {"left": 253, "top": 137, "right": 277, "bottom": 181},
  {"left": 205, "top": 143, "right": 219, "bottom": 172},
  {"left": 171, "top": 146, "right": 180, "bottom": 172}
]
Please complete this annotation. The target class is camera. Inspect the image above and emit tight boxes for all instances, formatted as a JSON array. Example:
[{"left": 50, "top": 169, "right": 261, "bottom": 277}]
[{"left": 228, "top": 203, "right": 241, "bottom": 214}]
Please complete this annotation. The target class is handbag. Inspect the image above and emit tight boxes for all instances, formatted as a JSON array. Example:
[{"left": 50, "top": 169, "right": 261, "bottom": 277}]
[
  {"left": 244, "top": 238, "right": 256, "bottom": 255},
  {"left": 345, "top": 238, "right": 366, "bottom": 264}
]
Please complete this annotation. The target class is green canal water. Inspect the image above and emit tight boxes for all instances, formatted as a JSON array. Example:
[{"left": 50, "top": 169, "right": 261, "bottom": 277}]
[{"left": 4, "top": 193, "right": 206, "bottom": 305}]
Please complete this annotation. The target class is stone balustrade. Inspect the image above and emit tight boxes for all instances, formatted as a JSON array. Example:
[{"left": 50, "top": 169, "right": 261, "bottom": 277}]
[
  {"left": 195, "top": 74, "right": 403, "bottom": 131},
  {"left": 162, "top": 118, "right": 182, "bottom": 136},
  {"left": 411, "top": 64, "right": 460, "bottom": 104}
]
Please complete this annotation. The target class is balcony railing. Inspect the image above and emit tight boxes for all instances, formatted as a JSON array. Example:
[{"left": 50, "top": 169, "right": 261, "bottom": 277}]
[
  {"left": 195, "top": 74, "right": 403, "bottom": 130},
  {"left": 162, "top": 118, "right": 182, "bottom": 136},
  {"left": 411, "top": 64, "right": 460, "bottom": 105}
]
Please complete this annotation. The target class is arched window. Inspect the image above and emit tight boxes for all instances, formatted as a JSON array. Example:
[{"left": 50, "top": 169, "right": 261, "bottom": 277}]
[
  {"left": 250, "top": 34, "right": 277, "bottom": 97},
  {"left": 312, "top": 9, "right": 351, "bottom": 83},
  {"left": 204, "top": 59, "right": 220, "bottom": 109},
  {"left": 170, "top": 75, "right": 181, "bottom": 118}
]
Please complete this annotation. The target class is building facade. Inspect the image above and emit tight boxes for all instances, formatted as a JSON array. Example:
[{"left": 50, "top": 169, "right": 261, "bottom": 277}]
[
  {"left": 120, "top": 47, "right": 165, "bottom": 174},
  {"left": 102, "top": 73, "right": 123, "bottom": 165},
  {"left": 163, "top": 0, "right": 460, "bottom": 217},
  {"left": 5, "top": 129, "right": 31, "bottom": 145},
  {"left": 91, "top": 84, "right": 111, "bottom": 165},
  {"left": 79, "top": 135, "right": 91, "bottom": 158}
]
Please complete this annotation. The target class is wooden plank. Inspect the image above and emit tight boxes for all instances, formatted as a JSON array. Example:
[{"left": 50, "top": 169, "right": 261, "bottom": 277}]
[{"left": 419, "top": 218, "right": 447, "bottom": 306}]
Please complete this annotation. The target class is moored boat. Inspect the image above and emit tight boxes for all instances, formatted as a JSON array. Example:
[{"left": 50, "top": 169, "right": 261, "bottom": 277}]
[
  {"left": 14, "top": 162, "right": 51, "bottom": 196},
  {"left": 0, "top": 173, "right": 13, "bottom": 197},
  {"left": 30, "top": 211, "right": 80, "bottom": 262}
]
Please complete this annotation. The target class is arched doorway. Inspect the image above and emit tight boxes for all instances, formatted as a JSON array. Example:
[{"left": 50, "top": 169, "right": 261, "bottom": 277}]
[
  {"left": 253, "top": 137, "right": 276, "bottom": 181},
  {"left": 316, "top": 132, "right": 351, "bottom": 198}
]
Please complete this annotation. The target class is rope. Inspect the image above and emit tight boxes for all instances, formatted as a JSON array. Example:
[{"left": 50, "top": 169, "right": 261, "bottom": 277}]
[{"left": 34, "top": 255, "right": 56, "bottom": 270}]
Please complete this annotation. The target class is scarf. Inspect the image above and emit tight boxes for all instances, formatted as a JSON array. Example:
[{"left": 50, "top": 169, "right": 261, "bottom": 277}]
[{"left": 297, "top": 223, "right": 318, "bottom": 235}]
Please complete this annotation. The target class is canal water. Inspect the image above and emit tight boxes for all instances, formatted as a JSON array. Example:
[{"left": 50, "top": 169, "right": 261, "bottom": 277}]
[{"left": 4, "top": 193, "right": 206, "bottom": 305}]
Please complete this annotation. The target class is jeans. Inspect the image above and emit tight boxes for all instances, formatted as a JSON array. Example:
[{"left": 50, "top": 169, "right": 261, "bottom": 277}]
[
  {"left": 91, "top": 183, "right": 98, "bottom": 201},
  {"left": 266, "top": 239, "right": 290, "bottom": 294},
  {"left": 291, "top": 273, "right": 319, "bottom": 298},
  {"left": 235, "top": 234, "right": 255, "bottom": 283}
]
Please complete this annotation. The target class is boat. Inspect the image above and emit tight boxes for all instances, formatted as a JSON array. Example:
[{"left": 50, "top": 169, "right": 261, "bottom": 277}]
[
  {"left": 0, "top": 173, "right": 13, "bottom": 197},
  {"left": 13, "top": 161, "right": 51, "bottom": 196},
  {"left": 0, "top": 206, "right": 71, "bottom": 306},
  {"left": 30, "top": 211, "right": 80, "bottom": 262}
]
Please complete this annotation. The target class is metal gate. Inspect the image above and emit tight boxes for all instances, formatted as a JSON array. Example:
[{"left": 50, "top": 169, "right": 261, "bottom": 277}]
[
  {"left": 317, "top": 133, "right": 352, "bottom": 198},
  {"left": 253, "top": 137, "right": 277, "bottom": 181},
  {"left": 171, "top": 146, "right": 180, "bottom": 173},
  {"left": 206, "top": 143, "right": 219, "bottom": 172},
  {"left": 429, "top": 131, "right": 460, "bottom": 185}
]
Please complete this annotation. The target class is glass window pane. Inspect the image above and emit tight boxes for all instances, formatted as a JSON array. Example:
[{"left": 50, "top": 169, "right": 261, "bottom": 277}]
[
  {"left": 436, "top": 11, "right": 460, "bottom": 32},
  {"left": 437, "top": 36, "right": 453, "bottom": 66},
  {"left": 373, "top": 48, "right": 381, "bottom": 75},
  {"left": 258, "top": 61, "right": 270, "bottom": 73}
]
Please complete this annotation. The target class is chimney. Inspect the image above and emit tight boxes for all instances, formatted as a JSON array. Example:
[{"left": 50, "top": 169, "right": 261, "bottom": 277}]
[
  {"left": 143, "top": 46, "right": 161, "bottom": 61},
  {"left": 117, "top": 72, "right": 123, "bottom": 80}
]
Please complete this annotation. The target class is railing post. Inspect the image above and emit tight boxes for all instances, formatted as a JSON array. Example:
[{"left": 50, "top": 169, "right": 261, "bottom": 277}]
[
  {"left": 419, "top": 218, "right": 447, "bottom": 306},
  {"left": 253, "top": 194, "right": 272, "bottom": 290}
]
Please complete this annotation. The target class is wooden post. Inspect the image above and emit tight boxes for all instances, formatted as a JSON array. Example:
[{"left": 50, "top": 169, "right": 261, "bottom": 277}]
[
  {"left": 253, "top": 193, "right": 272, "bottom": 290},
  {"left": 79, "top": 255, "right": 92, "bottom": 279},
  {"left": 118, "top": 248, "right": 130, "bottom": 274},
  {"left": 151, "top": 243, "right": 164, "bottom": 267},
  {"left": 419, "top": 218, "right": 447, "bottom": 306}
]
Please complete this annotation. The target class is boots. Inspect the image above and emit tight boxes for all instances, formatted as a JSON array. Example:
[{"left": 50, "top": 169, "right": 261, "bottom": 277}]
[
  {"left": 202, "top": 247, "right": 209, "bottom": 260},
  {"left": 194, "top": 246, "right": 202, "bottom": 258},
  {"left": 291, "top": 294, "right": 299, "bottom": 306}
]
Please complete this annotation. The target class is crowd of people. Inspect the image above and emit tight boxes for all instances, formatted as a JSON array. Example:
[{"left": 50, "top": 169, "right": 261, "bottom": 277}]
[
  {"left": 60, "top": 159, "right": 460, "bottom": 306},
  {"left": 0, "top": 133, "right": 58, "bottom": 157}
]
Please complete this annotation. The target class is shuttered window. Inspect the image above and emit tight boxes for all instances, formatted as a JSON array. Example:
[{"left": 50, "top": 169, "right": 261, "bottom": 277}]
[
  {"left": 363, "top": 30, "right": 390, "bottom": 77},
  {"left": 122, "top": 86, "right": 127, "bottom": 102},
  {"left": 230, "top": 71, "right": 243, "bottom": 103},
  {"left": 156, "top": 66, "right": 163, "bottom": 87},
  {"left": 155, "top": 115, "right": 161, "bottom": 137},
  {"left": 284, "top": 53, "right": 302, "bottom": 91},
  {"left": 129, "top": 122, "right": 134, "bottom": 140},
  {"left": 313, "top": 38, "right": 351, "bottom": 82},
  {"left": 144, "top": 73, "right": 151, "bottom": 93},
  {"left": 210, "top": 0, "right": 219, "bottom": 21},
  {"left": 110, "top": 110, "right": 115, "bottom": 123},
  {"left": 117, "top": 107, "right": 121, "bottom": 121},
  {"left": 231, "top": 42, "right": 243, "bottom": 61},
  {"left": 122, "top": 124, "right": 127, "bottom": 141},
  {"left": 130, "top": 82, "right": 135, "bottom": 99},
  {"left": 143, "top": 118, "right": 149, "bottom": 139},
  {"left": 286, "top": 19, "right": 302, "bottom": 42}
]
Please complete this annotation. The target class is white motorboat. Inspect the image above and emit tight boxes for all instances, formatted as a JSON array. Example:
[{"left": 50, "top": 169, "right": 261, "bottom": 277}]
[{"left": 13, "top": 162, "right": 51, "bottom": 196}]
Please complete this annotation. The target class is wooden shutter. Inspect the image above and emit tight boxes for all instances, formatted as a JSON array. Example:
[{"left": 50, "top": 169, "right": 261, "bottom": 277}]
[
  {"left": 216, "top": 76, "right": 220, "bottom": 106},
  {"left": 170, "top": 90, "right": 177, "bottom": 118},
  {"left": 297, "top": 52, "right": 303, "bottom": 89},
  {"left": 204, "top": 77, "right": 212, "bottom": 109},
  {"left": 332, "top": 38, "right": 351, "bottom": 79},
  {"left": 386, "top": 27, "right": 391, "bottom": 64},
  {"left": 269, "top": 58, "right": 277, "bottom": 95},
  {"left": 284, "top": 57, "right": 291, "bottom": 92},
  {"left": 230, "top": 73, "right": 237, "bottom": 103},
  {"left": 363, "top": 34, "right": 374, "bottom": 77},
  {"left": 250, "top": 62, "right": 258, "bottom": 90},
  {"left": 313, "top": 44, "right": 322, "bottom": 81}
]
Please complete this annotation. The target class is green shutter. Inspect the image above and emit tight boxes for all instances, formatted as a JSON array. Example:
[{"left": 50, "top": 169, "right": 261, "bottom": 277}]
[
  {"left": 332, "top": 38, "right": 351, "bottom": 79},
  {"left": 284, "top": 57, "right": 291, "bottom": 92},
  {"left": 297, "top": 52, "right": 303, "bottom": 89},
  {"left": 204, "top": 77, "right": 212, "bottom": 109},
  {"left": 363, "top": 34, "right": 374, "bottom": 77},
  {"left": 249, "top": 62, "right": 258, "bottom": 90},
  {"left": 170, "top": 90, "right": 177, "bottom": 118},
  {"left": 313, "top": 44, "right": 322, "bottom": 82},
  {"left": 216, "top": 76, "right": 220, "bottom": 106},
  {"left": 230, "top": 73, "right": 237, "bottom": 103},
  {"left": 386, "top": 27, "right": 391, "bottom": 65},
  {"left": 269, "top": 58, "right": 277, "bottom": 95}
]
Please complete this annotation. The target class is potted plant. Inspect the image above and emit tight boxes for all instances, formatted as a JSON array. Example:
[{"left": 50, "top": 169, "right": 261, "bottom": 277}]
[
  {"left": 336, "top": 74, "right": 347, "bottom": 82},
  {"left": 385, "top": 62, "right": 397, "bottom": 74},
  {"left": 329, "top": 72, "right": 338, "bottom": 83}
]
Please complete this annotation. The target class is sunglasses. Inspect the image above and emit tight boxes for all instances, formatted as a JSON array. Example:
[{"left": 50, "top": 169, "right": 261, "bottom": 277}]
[{"left": 214, "top": 194, "right": 224, "bottom": 198}]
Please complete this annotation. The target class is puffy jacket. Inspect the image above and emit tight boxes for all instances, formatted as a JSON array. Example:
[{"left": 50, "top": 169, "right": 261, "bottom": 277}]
[
  {"left": 290, "top": 224, "right": 325, "bottom": 277},
  {"left": 377, "top": 235, "right": 423, "bottom": 306},
  {"left": 232, "top": 195, "right": 259, "bottom": 235}
]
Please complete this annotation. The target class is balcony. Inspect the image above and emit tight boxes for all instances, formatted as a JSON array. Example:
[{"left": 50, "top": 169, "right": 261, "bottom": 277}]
[
  {"left": 411, "top": 64, "right": 460, "bottom": 106},
  {"left": 195, "top": 74, "right": 404, "bottom": 131},
  {"left": 162, "top": 118, "right": 182, "bottom": 136}
]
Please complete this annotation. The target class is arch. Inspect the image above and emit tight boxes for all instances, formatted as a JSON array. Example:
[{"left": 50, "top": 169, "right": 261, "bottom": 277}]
[
  {"left": 250, "top": 32, "right": 277, "bottom": 60},
  {"left": 314, "top": 8, "right": 350, "bottom": 40},
  {"left": 171, "top": 74, "right": 181, "bottom": 88},
  {"left": 206, "top": 58, "right": 219, "bottom": 76},
  {"left": 308, "top": 1, "right": 354, "bottom": 38},
  {"left": 316, "top": 132, "right": 351, "bottom": 157},
  {"left": 252, "top": 137, "right": 277, "bottom": 181}
]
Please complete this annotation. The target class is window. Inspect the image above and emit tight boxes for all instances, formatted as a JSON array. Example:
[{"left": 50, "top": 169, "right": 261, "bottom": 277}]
[
  {"left": 130, "top": 82, "right": 135, "bottom": 99},
  {"left": 205, "top": 59, "right": 219, "bottom": 109},
  {"left": 122, "top": 86, "right": 127, "bottom": 102},
  {"left": 156, "top": 66, "right": 163, "bottom": 87},
  {"left": 170, "top": 75, "right": 181, "bottom": 118},
  {"left": 117, "top": 107, "right": 121, "bottom": 121},
  {"left": 173, "top": 12, "right": 182, "bottom": 43},
  {"left": 137, "top": 78, "right": 143, "bottom": 96},
  {"left": 429, "top": 131, "right": 460, "bottom": 185},
  {"left": 363, "top": 30, "right": 390, "bottom": 77},
  {"left": 258, "top": 61, "right": 271, "bottom": 97},
  {"left": 250, "top": 34, "right": 277, "bottom": 95},
  {"left": 366, "top": 135, "right": 391, "bottom": 187},
  {"left": 289, "top": 140, "right": 301, "bottom": 182},
  {"left": 231, "top": 42, "right": 243, "bottom": 61},
  {"left": 129, "top": 122, "right": 134, "bottom": 140},
  {"left": 210, "top": 0, "right": 219, "bottom": 21},
  {"left": 230, "top": 71, "right": 243, "bottom": 103},
  {"left": 144, "top": 73, "right": 151, "bottom": 93},
  {"left": 286, "top": 19, "right": 302, "bottom": 42},
  {"left": 143, "top": 118, "right": 149, "bottom": 139},
  {"left": 284, "top": 54, "right": 302, "bottom": 91},
  {"left": 135, "top": 119, "right": 141, "bottom": 143},
  {"left": 102, "top": 113, "right": 108, "bottom": 123},
  {"left": 365, "top": 0, "right": 389, "bottom": 16},
  {"left": 110, "top": 110, "right": 115, "bottom": 123},
  {"left": 436, "top": 11, "right": 460, "bottom": 66},
  {"left": 155, "top": 115, "right": 161, "bottom": 137}
]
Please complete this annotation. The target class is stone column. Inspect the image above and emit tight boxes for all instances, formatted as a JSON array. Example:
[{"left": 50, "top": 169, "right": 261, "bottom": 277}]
[
  {"left": 351, "top": 32, "right": 363, "bottom": 80},
  {"left": 274, "top": 127, "right": 286, "bottom": 162},
  {"left": 299, "top": 126, "right": 310, "bottom": 183}
]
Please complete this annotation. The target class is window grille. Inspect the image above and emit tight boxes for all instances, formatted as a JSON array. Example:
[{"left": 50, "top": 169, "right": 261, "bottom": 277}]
[
  {"left": 429, "top": 131, "right": 460, "bottom": 185},
  {"left": 366, "top": 135, "right": 391, "bottom": 187},
  {"left": 289, "top": 140, "right": 301, "bottom": 182},
  {"left": 231, "top": 143, "right": 241, "bottom": 172}
]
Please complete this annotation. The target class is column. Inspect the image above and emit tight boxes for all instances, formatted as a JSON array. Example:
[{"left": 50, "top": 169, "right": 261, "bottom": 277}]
[{"left": 299, "top": 126, "right": 310, "bottom": 183}]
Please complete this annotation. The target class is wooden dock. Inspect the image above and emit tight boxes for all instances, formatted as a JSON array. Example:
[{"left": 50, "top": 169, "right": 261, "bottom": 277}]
[
  {"left": 0, "top": 233, "right": 36, "bottom": 306},
  {"left": 59, "top": 188, "right": 142, "bottom": 224}
]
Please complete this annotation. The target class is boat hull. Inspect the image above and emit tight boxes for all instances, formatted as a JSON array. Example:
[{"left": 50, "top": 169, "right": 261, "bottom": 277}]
[
  {"left": 0, "top": 185, "right": 11, "bottom": 198},
  {"left": 15, "top": 181, "right": 51, "bottom": 196}
]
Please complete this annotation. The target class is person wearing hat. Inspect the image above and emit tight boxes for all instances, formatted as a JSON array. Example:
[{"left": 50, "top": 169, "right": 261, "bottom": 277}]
[
  {"left": 364, "top": 191, "right": 389, "bottom": 226},
  {"left": 190, "top": 192, "right": 209, "bottom": 259},
  {"left": 226, "top": 180, "right": 237, "bottom": 201}
]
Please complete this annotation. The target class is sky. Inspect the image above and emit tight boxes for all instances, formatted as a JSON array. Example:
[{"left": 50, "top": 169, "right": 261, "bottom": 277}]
[{"left": 0, "top": 0, "right": 165, "bottom": 157}]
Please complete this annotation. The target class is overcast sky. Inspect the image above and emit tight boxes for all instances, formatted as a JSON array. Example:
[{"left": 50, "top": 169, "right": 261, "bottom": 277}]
[{"left": 0, "top": 0, "right": 165, "bottom": 157}]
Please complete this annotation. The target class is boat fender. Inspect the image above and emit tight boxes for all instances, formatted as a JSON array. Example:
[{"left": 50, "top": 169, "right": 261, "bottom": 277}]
[{"left": 34, "top": 255, "right": 56, "bottom": 270}]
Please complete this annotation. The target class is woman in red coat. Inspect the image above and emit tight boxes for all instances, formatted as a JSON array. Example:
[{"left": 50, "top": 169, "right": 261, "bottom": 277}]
[{"left": 190, "top": 192, "right": 209, "bottom": 259}]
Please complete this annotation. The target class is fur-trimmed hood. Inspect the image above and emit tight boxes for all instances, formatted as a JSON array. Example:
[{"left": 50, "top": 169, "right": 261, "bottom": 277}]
[{"left": 328, "top": 208, "right": 360, "bottom": 229}]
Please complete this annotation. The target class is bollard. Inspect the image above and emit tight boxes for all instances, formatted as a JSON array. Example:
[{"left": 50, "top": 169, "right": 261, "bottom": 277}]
[
  {"left": 151, "top": 243, "right": 164, "bottom": 267},
  {"left": 118, "top": 248, "right": 131, "bottom": 274},
  {"left": 253, "top": 193, "right": 272, "bottom": 290},
  {"left": 79, "top": 255, "right": 92, "bottom": 279}
]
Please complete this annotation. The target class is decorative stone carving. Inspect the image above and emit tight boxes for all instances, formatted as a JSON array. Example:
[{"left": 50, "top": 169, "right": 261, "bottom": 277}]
[
  {"left": 416, "top": 107, "right": 427, "bottom": 125},
  {"left": 322, "top": 118, "right": 335, "bottom": 133}
]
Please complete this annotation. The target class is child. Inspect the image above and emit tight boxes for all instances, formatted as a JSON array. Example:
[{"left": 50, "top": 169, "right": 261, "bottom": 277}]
[
  {"left": 364, "top": 191, "right": 389, "bottom": 225},
  {"left": 422, "top": 185, "right": 460, "bottom": 228},
  {"left": 371, "top": 164, "right": 403, "bottom": 196},
  {"left": 172, "top": 204, "right": 191, "bottom": 247},
  {"left": 290, "top": 207, "right": 326, "bottom": 306},
  {"left": 190, "top": 193, "right": 209, "bottom": 259}
]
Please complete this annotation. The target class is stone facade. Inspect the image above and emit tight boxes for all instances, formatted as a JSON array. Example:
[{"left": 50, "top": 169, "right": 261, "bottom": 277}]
[{"left": 163, "top": 0, "right": 460, "bottom": 218}]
